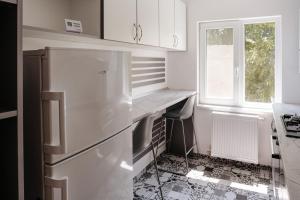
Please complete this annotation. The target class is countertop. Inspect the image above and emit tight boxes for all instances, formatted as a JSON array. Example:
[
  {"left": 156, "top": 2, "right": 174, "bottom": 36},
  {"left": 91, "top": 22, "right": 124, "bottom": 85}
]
[
  {"left": 272, "top": 103, "right": 300, "bottom": 200},
  {"left": 132, "top": 89, "right": 196, "bottom": 123}
]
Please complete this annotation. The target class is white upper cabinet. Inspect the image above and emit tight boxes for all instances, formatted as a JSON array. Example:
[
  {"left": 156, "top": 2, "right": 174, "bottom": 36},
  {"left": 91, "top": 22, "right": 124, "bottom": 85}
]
[
  {"left": 137, "top": 0, "right": 159, "bottom": 46},
  {"left": 23, "top": 0, "right": 187, "bottom": 50},
  {"left": 103, "top": 0, "right": 159, "bottom": 46},
  {"left": 159, "top": 0, "right": 186, "bottom": 50},
  {"left": 159, "top": 0, "right": 175, "bottom": 49},
  {"left": 174, "top": 0, "right": 187, "bottom": 50},
  {"left": 103, "top": 0, "right": 137, "bottom": 43}
]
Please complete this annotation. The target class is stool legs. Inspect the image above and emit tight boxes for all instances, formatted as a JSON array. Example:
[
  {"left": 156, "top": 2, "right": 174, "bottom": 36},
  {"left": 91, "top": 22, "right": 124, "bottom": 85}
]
[
  {"left": 167, "top": 119, "right": 175, "bottom": 152},
  {"left": 157, "top": 116, "right": 198, "bottom": 175},
  {"left": 180, "top": 120, "right": 189, "bottom": 173},
  {"left": 192, "top": 115, "right": 200, "bottom": 154},
  {"left": 166, "top": 117, "right": 199, "bottom": 173},
  {"left": 151, "top": 142, "right": 164, "bottom": 200},
  {"left": 155, "top": 118, "right": 165, "bottom": 158}
]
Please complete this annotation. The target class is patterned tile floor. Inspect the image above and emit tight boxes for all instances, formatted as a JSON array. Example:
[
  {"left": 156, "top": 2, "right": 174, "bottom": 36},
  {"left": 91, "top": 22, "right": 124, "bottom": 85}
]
[{"left": 133, "top": 153, "right": 274, "bottom": 200}]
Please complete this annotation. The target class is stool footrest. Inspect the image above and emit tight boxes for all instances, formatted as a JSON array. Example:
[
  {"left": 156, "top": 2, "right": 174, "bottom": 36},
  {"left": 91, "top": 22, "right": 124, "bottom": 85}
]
[
  {"left": 186, "top": 144, "right": 197, "bottom": 155},
  {"left": 157, "top": 168, "right": 188, "bottom": 176}
]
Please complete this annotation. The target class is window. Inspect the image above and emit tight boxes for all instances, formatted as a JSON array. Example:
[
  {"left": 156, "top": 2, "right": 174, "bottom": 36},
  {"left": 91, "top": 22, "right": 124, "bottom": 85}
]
[
  {"left": 199, "top": 17, "right": 281, "bottom": 108},
  {"left": 244, "top": 23, "right": 275, "bottom": 103},
  {"left": 206, "top": 27, "right": 234, "bottom": 100}
]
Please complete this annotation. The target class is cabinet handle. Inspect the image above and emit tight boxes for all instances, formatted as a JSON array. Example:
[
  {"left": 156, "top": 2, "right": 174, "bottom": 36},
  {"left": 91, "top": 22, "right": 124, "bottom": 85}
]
[
  {"left": 271, "top": 119, "right": 277, "bottom": 132},
  {"left": 173, "top": 34, "right": 179, "bottom": 48},
  {"left": 138, "top": 25, "right": 143, "bottom": 42},
  {"left": 42, "top": 91, "right": 66, "bottom": 155},
  {"left": 132, "top": 23, "right": 138, "bottom": 41},
  {"left": 173, "top": 35, "right": 176, "bottom": 48},
  {"left": 175, "top": 35, "right": 179, "bottom": 47}
]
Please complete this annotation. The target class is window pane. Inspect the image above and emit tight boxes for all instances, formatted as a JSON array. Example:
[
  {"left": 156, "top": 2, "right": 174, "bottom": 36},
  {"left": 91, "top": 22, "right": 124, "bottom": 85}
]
[
  {"left": 206, "top": 28, "right": 234, "bottom": 99},
  {"left": 245, "top": 22, "right": 275, "bottom": 103}
]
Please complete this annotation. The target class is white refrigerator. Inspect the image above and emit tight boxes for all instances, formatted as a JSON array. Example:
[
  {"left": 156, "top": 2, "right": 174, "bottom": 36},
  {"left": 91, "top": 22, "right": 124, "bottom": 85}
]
[{"left": 23, "top": 47, "right": 133, "bottom": 200}]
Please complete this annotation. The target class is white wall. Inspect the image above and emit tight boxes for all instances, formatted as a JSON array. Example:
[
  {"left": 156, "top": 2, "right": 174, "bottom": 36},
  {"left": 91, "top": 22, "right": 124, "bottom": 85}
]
[
  {"left": 23, "top": 0, "right": 71, "bottom": 31},
  {"left": 70, "top": 0, "right": 101, "bottom": 36},
  {"left": 167, "top": 0, "right": 300, "bottom": 166}
]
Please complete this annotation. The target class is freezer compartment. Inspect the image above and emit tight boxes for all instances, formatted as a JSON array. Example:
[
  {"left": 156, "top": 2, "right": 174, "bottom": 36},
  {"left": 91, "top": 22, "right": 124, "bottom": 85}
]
[
  {"left": 41, "top": 48, "right": 132, "bottom": 164},
  {"left": 45, "top": 127, "right": 133, "bottom": 200}
]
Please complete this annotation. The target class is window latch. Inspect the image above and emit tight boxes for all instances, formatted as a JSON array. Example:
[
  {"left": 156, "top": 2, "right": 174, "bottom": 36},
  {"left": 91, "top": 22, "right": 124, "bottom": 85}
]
[{"left": 235, "top": 67, "right": 240, "bottom": 78}]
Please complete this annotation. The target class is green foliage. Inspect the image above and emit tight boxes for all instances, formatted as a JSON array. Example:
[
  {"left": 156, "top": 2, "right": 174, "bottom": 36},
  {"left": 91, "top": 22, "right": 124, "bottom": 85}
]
[{"left": 245, "top": 23, "right": 275, "bottom": 103}]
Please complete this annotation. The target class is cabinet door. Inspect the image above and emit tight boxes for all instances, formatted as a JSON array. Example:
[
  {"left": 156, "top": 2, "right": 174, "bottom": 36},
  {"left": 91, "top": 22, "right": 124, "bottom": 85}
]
[
  {"left": 159, "top": 0, "right": 175, "bottom": 48},
  {"left": 103, "top": 0, "right": 137, "bottom": 43},
  {"left": 137, "top": 0, "right": 159, "bottom": 46},
  {"left": 174, "top": 0, "right": 186, "bottom": 50}
]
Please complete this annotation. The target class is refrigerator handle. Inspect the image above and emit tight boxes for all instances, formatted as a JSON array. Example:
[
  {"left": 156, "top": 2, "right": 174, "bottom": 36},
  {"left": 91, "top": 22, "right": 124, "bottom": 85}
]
[
  {"left": 42, "top": 91, "right": 66, "bottom": 155},
  {"left": 45, "top": 176, "right": 68, "bottom": 200}
]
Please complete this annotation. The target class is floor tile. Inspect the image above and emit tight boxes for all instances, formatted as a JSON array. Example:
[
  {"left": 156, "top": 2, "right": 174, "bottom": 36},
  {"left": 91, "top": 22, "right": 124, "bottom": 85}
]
[{"left": 134, "top": 153, "right": 273, "bottom": 200}]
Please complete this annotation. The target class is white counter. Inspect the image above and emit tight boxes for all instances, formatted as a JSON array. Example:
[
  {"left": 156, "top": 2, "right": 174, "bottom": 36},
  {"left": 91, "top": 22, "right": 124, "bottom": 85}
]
[
  {"left": 272, "top": 103, "right": 300, "bottom": 200},
  {"left": 132, "top": 89, "right": 196, "bottom": 123}
]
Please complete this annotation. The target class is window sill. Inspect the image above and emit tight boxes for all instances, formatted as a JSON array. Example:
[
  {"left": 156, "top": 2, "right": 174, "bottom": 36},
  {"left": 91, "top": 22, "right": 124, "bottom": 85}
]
[{"left": 196, "top": 103, "right": 273, "bottom": 115}]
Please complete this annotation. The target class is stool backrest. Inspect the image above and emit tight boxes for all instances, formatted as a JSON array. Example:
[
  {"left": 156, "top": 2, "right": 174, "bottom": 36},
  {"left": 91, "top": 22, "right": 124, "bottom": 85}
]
[
  {"left": 133, "top": 113, "right": 160, "bottom": 155},
  {"left": 179, "top": 95, "right": 195, "bottom": 120}
]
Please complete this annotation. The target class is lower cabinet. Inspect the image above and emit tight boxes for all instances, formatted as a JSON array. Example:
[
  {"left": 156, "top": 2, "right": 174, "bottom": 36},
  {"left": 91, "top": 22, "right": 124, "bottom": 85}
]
[
  {"left": 2, "top": 117, "right": 19, "bottom": 200},
  {"left": 1, "top": 1, "right": 22, "bottom": 199},
  {"left": 270, "top": 120, "right": 289, "bottom": 200}
]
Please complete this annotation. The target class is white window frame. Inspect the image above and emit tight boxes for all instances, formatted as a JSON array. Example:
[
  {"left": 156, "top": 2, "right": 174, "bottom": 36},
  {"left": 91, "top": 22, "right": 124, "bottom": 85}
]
[
  {"left": 198, "top": 16, "right": 282, "bottom": 108},
  {"left": 199, "top": 21, "right": 241, "bottom": 106}
]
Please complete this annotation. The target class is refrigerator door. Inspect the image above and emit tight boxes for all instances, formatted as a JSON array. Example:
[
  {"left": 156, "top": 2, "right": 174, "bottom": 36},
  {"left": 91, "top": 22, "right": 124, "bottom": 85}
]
[
  {"left": 42, "top": 47, "right": 132, "bottom": 164},
  {"left": 44, "top": 127, "right": 133, "bottom": 200}
]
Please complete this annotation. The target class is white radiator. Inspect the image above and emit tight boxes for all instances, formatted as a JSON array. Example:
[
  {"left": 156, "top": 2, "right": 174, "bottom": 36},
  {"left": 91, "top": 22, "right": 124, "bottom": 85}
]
[{"left": 211, "top": 111, "right": 259, "bottom": 164}]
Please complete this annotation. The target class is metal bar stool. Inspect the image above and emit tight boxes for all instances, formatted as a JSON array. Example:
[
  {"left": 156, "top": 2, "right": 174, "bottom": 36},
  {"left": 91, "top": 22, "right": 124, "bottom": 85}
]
[
  {"left": 133, "top": 113, "right": 164, "bottom": 200},
  {"left": 158, "top": 95, "right": 199, "bottom": 173}
]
